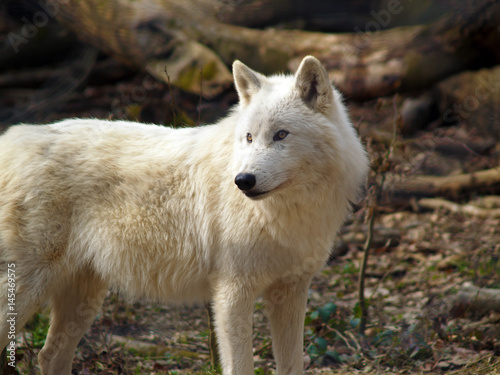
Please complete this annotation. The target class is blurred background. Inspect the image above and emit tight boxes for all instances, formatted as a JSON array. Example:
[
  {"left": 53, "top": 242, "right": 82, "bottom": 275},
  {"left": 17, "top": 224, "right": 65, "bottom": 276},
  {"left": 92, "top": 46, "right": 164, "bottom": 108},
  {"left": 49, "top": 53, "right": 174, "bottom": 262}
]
[{"left": 0, "top": 0, "right": 499, "bottom": 374}]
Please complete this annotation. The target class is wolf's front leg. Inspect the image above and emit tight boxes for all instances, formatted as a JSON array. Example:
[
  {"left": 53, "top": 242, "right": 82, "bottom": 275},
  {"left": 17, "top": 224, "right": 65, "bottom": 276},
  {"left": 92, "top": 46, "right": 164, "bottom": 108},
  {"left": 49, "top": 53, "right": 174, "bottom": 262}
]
[
  {"left": 264, "top": 277, "right": 311, "bottom": 375},
  {"left": 212, "top": 282, "right": 256, "bottom": 375}
]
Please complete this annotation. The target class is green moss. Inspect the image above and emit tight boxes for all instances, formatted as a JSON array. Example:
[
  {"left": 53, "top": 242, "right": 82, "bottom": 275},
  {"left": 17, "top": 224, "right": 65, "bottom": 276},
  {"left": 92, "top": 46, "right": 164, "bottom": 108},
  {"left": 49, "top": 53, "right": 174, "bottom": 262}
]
[
  {"left": 401, "top": 51, "right": 424, "bottom": 89},
  {"left": 126, "top": 104, "right": 142, "bottom": 121},
  {"left": 201, "top": 61, "right": 218, "bottom": 81},
  {"left": 175, "top": 111, "right": 195, "bottom": 127},
  {"left": 175, "top": 65, "right": 199, "bottom": 91},
  {"left": 176, "top": 60, "right": 218, "bottom": 91}
]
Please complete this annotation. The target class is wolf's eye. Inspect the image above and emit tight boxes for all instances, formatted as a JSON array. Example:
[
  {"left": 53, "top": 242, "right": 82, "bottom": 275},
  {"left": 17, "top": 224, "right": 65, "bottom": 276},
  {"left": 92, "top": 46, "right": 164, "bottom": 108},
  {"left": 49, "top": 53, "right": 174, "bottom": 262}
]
[
  {"left": 273, "top": 130, "right": 289, "bottom": 141},
  {"left": 246, "top": 133, "right": 253, "bottom": 143}
]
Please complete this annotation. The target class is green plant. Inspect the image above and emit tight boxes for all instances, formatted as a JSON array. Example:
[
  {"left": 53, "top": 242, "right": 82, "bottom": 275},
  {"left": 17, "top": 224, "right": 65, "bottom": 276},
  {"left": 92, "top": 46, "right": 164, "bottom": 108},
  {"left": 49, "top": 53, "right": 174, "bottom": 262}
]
[{"left": 24, "top": 313, "right": 50, "bottom": 349}]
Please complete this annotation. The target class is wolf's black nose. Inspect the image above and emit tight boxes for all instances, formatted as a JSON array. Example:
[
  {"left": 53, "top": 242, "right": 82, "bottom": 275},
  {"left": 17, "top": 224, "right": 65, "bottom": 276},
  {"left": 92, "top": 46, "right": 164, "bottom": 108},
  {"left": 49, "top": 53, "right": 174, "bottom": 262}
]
[{"left": 235, "top": 173, "right": 256, "bottom": 191}]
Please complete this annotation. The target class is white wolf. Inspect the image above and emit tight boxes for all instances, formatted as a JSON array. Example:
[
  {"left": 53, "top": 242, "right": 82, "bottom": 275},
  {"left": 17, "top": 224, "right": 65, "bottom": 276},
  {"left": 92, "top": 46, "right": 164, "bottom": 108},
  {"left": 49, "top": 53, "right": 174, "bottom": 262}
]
[{"left": 0, "top": 56, "right": 368, "bottom": 374}]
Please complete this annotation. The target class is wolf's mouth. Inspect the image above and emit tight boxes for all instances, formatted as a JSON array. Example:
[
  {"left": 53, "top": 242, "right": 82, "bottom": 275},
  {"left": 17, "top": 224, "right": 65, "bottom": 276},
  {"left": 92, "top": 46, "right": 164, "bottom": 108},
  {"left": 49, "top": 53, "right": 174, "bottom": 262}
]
[
  {"left": 245, "top": 190, "right": 269, "bottom": 199},
  {"left": 244, "top": 179, "right": 292, "bottom": 199}
]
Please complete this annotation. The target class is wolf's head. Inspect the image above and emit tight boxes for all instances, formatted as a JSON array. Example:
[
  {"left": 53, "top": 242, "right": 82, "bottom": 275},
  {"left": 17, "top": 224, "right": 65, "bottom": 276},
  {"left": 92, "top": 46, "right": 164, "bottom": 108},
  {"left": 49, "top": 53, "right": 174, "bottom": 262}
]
[{"left": 231, "top": 56, "right": 368, "bottom": 206}]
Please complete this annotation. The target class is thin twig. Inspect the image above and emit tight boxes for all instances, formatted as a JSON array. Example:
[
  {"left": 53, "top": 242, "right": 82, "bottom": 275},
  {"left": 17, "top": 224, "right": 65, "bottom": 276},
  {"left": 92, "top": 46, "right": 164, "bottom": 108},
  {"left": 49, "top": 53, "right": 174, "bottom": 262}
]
[
  {"left": 205, "top": 302, "right": 221, "bottom": 371},
  {"left": 330, "top": 328, "right": 358, "bottom": 352},
  {"left": 358, "top": 94, "right": 398, "bottom": 336},
  {"left": 198, "top": 68, "right": 203, "bottom": 126},
  {"left": 164, "top": 67, "right": 177, "bottom": 127},
  {"left": 358, "top": 187, "right": 377, "bottom": 335},
  {"left": 345, "top": 330, "right": 363, "bottom": 352}
]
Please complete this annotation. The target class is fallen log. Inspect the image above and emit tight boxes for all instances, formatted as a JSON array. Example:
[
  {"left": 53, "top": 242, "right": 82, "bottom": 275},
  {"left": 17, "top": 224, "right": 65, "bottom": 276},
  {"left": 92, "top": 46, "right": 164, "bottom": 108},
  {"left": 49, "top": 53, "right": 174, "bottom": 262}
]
[
  {"left": 330, "top": 225, "right": 400, "bottom": 260},
  {"left": 419, "top": 197, "right": 500, "bottom": 218},
  {"left": 469, "top": 195, "right": 500, "bottom": 209},
  {"left": 340, "top": 225, "right": 401, "bottom": 247},
  {"left": 453, "top": 284, "right": 500, "bottom": 315},
  {"left": 390, "top": 167, "right": 500, "bottom": 198},
  {"left": 426, "top": 283, "right": 500, "bottom": 320},
  {"left": 46, "top": 0, "right": 500, "bottom": 99}
]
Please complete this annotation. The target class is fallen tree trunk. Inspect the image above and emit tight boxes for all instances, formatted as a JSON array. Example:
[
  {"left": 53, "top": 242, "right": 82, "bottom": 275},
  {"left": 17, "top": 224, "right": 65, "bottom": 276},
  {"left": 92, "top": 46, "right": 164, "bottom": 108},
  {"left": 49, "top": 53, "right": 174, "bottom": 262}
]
[
  {"left": 391, "top": 167, "right": 500, "bottom": 199},
  {"left": 427, "top": 284, "right": 500, "bottom": 322},
  {"left": 47, "top": 0, "right": 500, "bottom": 99},
  {"left": 211, "top": 0, "right": 436, "bottom": 31},
  {"left": 419, "top": 197, "right": 500, "bottom": 218},
  {"left": 46, "top": 0, "right": 235, "bottom": 98},
  {"left": 451, "top": 284, "right": 500, "bottom": 315}
]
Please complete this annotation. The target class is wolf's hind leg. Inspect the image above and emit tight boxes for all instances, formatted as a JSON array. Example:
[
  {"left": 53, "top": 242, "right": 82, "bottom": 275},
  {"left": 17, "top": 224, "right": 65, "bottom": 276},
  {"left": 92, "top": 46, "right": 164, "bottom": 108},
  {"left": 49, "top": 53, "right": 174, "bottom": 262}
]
[
  {"left": 0, "top": 265, "right": 50, "bottom": 352},
  {"left": 0, "top": 299, "right": 41, "bottom": 353},
  {"left": 0, "top": 294, "right": 42, "bottom": 352},
  {"left": 38, "top": 271, "right": 108, "bottom": 375}
]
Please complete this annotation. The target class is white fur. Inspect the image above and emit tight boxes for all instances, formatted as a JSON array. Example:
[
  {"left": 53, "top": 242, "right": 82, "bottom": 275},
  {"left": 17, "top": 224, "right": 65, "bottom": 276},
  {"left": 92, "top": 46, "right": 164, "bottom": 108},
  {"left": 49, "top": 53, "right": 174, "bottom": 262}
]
[{"left": 0, "top": 56, "right": 369, "bottom": 374}]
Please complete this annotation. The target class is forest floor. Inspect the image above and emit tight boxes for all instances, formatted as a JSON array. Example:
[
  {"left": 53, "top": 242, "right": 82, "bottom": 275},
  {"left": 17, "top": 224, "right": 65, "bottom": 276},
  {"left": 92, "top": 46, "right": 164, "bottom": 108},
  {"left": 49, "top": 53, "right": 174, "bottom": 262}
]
[
  {"left": 14, "top": 205, "right": 500, "bottom": 374},
  {"left": 2, "top": 54, "right": 500, "bottom": 374}
]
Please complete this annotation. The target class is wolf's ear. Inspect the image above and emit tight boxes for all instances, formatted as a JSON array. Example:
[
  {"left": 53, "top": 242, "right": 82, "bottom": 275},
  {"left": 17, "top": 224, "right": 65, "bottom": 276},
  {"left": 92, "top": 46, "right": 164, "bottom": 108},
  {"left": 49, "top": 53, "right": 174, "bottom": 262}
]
[
  {"left": 295, "top": 56, "right": 333, "bottom": 114},
  {"left": 233, "top": 60, "right": 265, "bottom": 106}
]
